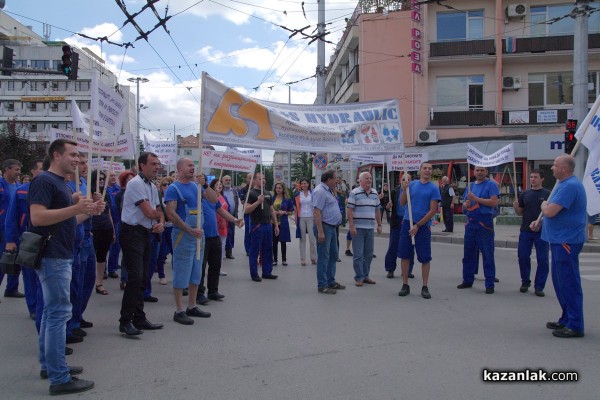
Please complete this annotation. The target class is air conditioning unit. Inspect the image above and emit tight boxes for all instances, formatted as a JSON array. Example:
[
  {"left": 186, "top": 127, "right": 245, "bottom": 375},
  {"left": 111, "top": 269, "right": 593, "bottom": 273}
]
[
  {"left": 417, "top": 129, "right": 438, "bottom": 144},
  {"left": 506, "top": 4, "right": 527, "bottom": 19},
  {"left": 502, "top": 76, "right": 522, "bottom": 90}
]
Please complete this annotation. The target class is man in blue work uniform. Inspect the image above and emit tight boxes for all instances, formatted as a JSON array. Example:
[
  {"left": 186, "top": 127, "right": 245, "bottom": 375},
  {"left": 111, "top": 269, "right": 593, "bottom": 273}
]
[
  {"left": 398, "top": 163, "right": 441, "bottom": 299},
  {"left": 0, "top": 159, "right": 23, "bottom": 298},
  {"left": 106, "top": 172, "right": 121, "bottom": 279},
  {"left": 384, "top": 182, "right": 414, "bottom": 279},
  {"left": 5, "top": 159, "right": 43, "bottom": 318},
  {"left": 540, "top": 155, "right": 586, "bottom": 338},
  {"left": 244, "top": 172, "right": 278, "bottom": 282},
  {"left": 457, "top": 166, "right": 500, "bottom": 294},
  {"left": 513, "top": 169, "right": 551, "bottom": 297}
]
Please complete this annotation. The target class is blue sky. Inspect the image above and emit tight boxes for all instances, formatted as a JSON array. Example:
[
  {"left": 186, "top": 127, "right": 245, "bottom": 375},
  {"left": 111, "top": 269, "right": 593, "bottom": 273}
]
[{"left": 4, "top": 0, "right": 359, "bottom": 159}]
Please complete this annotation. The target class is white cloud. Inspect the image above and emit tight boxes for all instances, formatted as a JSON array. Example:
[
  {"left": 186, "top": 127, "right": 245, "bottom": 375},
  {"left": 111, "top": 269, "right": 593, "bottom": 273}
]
[
  {"left": 108, "top": 54, "right": 135, "bottom": 64},
  {"left": 80, "top": 23, "right": 123, "bottom": 43},
  {"left": 240, "top": 36, "right": 256, "bottom": 44}
]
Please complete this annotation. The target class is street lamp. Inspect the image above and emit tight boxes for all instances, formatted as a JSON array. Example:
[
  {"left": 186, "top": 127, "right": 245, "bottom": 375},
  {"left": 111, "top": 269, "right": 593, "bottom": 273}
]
[{"left": 127, "top": 76, "right": 149, "bottom": 160}]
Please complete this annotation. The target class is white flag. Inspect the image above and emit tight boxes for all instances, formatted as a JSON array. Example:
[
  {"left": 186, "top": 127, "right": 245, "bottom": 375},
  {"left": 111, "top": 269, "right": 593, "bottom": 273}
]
[
  {"left": 574, "top": 95, "right": 600, "bottom": 148},
  {"left": 467, "top": 143, "right": 514, "bottom": 167}
]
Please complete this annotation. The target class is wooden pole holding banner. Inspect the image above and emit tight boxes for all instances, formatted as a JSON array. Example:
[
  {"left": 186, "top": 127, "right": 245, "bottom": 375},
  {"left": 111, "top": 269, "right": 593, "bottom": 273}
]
[
  {"left": 403, "top": 153, "right": 415, "bottom": 245},
  {"left": 260, "top": 154, "right": 264, "bottom": 210},
  {"left": 101, "top": 135, "right": 118, "bottom": 200},
  {"left": 386, "top": 156, "right": 392, "bottom": 203},
  {"left": 512, "top": 159, "right": 519, "bottom": 201},
  {"left": 74, "top": 128, "right": 80, "bottom": 193},
  {"left": 86, "top": 117, "right": 94, "bottom": 199},
  {"left": 96, "top": 129, "right": 103, "bottom": 196},
  {"left": 196, "top": 72, "right": 208, "bottom": 260}
]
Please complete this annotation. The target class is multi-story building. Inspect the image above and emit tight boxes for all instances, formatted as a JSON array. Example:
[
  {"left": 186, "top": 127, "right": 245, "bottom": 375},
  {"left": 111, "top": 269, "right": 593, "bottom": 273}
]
[
  {"left": 325, "top": 0, "right": 600, "bottom": 214},
  {"left": 0, "top": 10, "right": 135, "bottom": 142}
]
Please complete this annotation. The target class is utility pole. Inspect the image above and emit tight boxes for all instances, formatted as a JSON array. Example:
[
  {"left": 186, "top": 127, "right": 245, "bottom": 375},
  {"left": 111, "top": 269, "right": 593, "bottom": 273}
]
[
  {"left": 127, "top": 77, "right": 149, "bottom": 160},
  {"left": 573, "top": 0, "right": 589, "bottom": 179},
  {"left": 315, "top": 0, "right": 326, "bottom": 183}
]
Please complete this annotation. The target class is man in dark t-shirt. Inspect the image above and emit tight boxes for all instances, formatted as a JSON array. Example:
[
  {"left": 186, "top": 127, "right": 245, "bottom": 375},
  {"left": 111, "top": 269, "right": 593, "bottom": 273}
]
[
  {"left": 28, "top": 139, "right": 99, "bottom": 395},
  {"left": 244, "top": 172, "right": 279, "bottom": 281},
  {"left": 513, "top": 169, "right": 551, "bottom": 296}
]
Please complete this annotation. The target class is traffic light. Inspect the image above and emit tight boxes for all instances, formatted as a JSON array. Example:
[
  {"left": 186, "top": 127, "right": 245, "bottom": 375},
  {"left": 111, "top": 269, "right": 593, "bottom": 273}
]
[
  {"left": 60, "top": 45, "right": 78, "bottom": 80},
  {"left": 2, "top": 46, "right": 13, "bottom": 76},
  {"left": 564, "top": 119, "right": 577, "bottom": 154}
]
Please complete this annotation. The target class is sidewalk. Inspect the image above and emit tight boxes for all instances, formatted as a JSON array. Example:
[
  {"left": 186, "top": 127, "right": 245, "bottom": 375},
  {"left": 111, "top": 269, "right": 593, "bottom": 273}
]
[{"left": 337, "top": 219, "right": 600, "bottom": 253}]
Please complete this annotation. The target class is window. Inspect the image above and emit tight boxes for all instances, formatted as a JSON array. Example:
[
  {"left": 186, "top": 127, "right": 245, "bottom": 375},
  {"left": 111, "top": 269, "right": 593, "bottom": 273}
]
[
  {"left": 52, "top": 60, "right": 62, "bottom": 71},
  {"left": 437, "top": 10, "right": 483, "bottom": 41},
  {"left": 30, "top": 81, "right": 47, "bottom": 91},
  {"left": 28, "top": 102, "right": 37, "bottom": 111},
  {"left": 530, "top": 4, "right": 600, "bottom": 36},
  {"left": 7, "top": 81, "right": 24, "bottom": 91},
  {"left": 30, "top": 123, "right": 38, "bottom": 132},
  {"left": 51, "top": 102, "right": 67, "bottom": 112},
  {"left": 436, "top": 75, "right": 484, "bottom": 109},
  {"left": 51, "top": 81, "right": 68, "bottom": 91},
  {"left": 31, "top": 60, "right": 50, "bottom": 69},
  {"left": 589, "top": 72, "right": 599, "bottom": 104},
  {"left": 528, "top": 72, "right": 573, "bottom": 107},
  {"left": 74, "top": 81, "right": 90, "bottom": 91},
  {"left": 13, "top": 60, "right": 25, "bottom": 68},
  {"left": 184, "top": 149, "right": 192, "bottom": 156},
  {"left": 5, "top": 101, "right": 15, "bottom": 111},
  {"left": 76, "top": 101, "right": 90, "bottom": 112}
]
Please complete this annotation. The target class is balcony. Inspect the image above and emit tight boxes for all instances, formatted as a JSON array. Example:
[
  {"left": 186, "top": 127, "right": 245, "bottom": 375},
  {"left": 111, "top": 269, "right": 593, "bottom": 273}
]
[
  {"left": 430, "top": 39, "right": 496, "bottom": 57},
  {"left": 328, "top": 65, "right": 359, "bottom": 104},
  {"left": 431, "top": 110, "right": 496, "bottom": 127},
  {"left": 503, "top": 33, "right": 600, "bottom": 54}
]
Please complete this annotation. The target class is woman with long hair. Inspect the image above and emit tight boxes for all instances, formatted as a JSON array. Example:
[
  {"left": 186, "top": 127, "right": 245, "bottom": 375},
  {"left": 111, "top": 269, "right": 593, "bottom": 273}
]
[
  {"left": 294, "top": 178, "right": 317, "bottom": 266},
  {"left": 90, "top": 170, "right": 115, "bottom": 295},
  {"left": 272, "top": 182, "right": 294, "bottom": 266},
  {"left": 210, "top": 178, "right": 230, "bottom": 264}
]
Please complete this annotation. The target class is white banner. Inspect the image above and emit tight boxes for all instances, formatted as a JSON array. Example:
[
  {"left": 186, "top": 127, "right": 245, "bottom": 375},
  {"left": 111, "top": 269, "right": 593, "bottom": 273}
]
[
  {"left": 89, "top": 159, "right": 126, "bottom": 173},
  {"left": 574, "top": 95, "right": 600, "bottom": 215},
  {"left": 467, "top": 143, "right": 515, "bottom": 167},
  {"left": 350, "top": 154, "right": 385, "bottom": 164},
  {"left": 144, "top": 136, "right": 178, "bottom": 166},
  {"left": 201, "top": 149, "right": 257, "bottom": 173},
  {"left": 71, "top": 100, "right": 103, "bottom": 139},
  {"left": 93, "top": 78, "right": 127, "bottom": 135},
  {"left": 201, "top": 73, "right": 403, "bottom": 153},
  {"left": 49, "top": 128, "right": 135, "bottom": 159},
  {"left": 228, "top": 147, "right": 262, "bottom": 164},
  {"left": 386, "top": 152, "right": 428, "bottom": 171}
]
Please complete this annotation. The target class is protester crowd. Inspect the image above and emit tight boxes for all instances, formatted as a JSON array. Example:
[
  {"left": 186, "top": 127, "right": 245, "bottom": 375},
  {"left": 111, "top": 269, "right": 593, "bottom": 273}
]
[{"left": 0, "top": 140, "right": 593, "bottom": 395}]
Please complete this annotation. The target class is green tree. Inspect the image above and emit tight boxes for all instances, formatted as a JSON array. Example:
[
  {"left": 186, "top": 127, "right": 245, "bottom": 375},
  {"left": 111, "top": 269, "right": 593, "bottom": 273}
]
[
  {"left": 0, "top": 119, "right": 47, "bottom": 175},
  {"left": 291, "top": 152, "right": 313, "bottom": 182}
]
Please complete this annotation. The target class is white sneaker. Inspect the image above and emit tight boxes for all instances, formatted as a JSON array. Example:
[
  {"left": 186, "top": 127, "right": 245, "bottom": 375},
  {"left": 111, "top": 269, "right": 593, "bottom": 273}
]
[
  {"left": 219, "top": 271, "right": 228, "bottom": 276},
  {"left": 159, "top": 278, "right": 167, "bottom": 285}
]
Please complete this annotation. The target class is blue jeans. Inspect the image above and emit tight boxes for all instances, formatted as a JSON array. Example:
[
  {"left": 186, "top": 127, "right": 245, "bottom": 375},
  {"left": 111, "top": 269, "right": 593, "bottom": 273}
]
[
  {"left": 244, "top": 214, "right": 251, "bottom": 255},
  {"left": 551, "top": 242, "right": 584, "bottom": 333},
  {"left": 517, "top": 231, "right": 549, "bottom": 290},
  {"left": 226, "top": 221, "right": 235, "bottom": 254},
  {"left": 315, "top": 224, "right": 338, "bottom": 288},
  {"left": 249, "top": 223, "right": 273, "bottom": 278},
  {"left": 80, "top": 236, "right": 96, "bottom": 316},
  {"left": 36, "top": 257, "right": 73, "bottom": 385},
  {"left": 462, "top": 217, "right": 496, "bottom": 288},
  {"left": 22, "top": 266, "right": 39, "bottom": 314},
  {"left": 352, "top": 228, "right": 374, "bottom": 282},
  {"left": 107, "top": 221, "right": 121, "bottom": 273},
  {"left": 67, "top": 243, "right": 84, "bottom": 335}
]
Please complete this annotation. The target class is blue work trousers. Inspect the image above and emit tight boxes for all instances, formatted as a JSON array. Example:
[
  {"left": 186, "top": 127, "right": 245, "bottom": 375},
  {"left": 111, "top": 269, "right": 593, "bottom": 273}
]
[
  {"left": 249, "top": 223, "right": 273, "bottom": 278},
  {"left": 550, "top": 242, "right": 584, "bottom": 333},
  {"left": 462, "top": 218, "right": 496, "bottom": 288},
  {"left": 517, "top": 231, "right": 549, "bottom": 290},
  {"left": 79, "top": 236, "right": 96, "bottom": 315},
  {"left": 107, "top": 221, "right": 121, "bottom": 273}
]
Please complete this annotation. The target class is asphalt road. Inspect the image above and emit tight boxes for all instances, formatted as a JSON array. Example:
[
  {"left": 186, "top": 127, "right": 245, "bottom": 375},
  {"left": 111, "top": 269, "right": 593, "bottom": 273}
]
[{"left": 1, "top": 228, "right": 598, "bottom": 400}]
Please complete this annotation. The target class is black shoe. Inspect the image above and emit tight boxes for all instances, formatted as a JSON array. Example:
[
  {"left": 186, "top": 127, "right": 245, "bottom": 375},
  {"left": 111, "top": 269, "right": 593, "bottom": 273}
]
[
  {"left": 251, "top": 276, "right": 262, "bottom": 282},
  {"left": 173, "top": 311, "right": 194, "bottom": 325},
  {"left": 71, "top": 328, "right": 87, "bottom": 337},
  {"left": 457, "top": 282, "right": 473, "bottom": 289},
  {"left": 29, "top": 312, "right": 36, "bottom": 320},
  {"left": 408, "top": 273, "right": 415, "bottom": 279},
  {"left": 329, "top": 282, "right": 346, "bottom": 290},
  {"left": 535, "top": 290, "right": 545, "bottom": 297},
  {"left": 196, "top": 294, "right": 210, "bottom": 305},
  {"left": 398, "top": 284, "right": 410, "bottom": 297},
  {"left": 49, "top": 377, "right": 94, "bottom": 395},
  {"left": 421, "top": 286, "right": 431, "bottom": 299},
  {"left": 207, "top": 292, "right": 225, "bottom": 301},
  {"left": 262, "top": 274, "right": 278, "bottom": 279},
  {"left": 182, "top": 289, "right": 189, "bottom": 296},
  {"left": 65, "top": 347, "right": 73, "bottom": 356},
  {"left": 4, "top": 291, "right": 25, "bottom": 298},
  {"left": 186, "top": 306, "right": 211, "bottom": 318},
  {"left": 336, "top": 258, "right": 341, "bottom": 262},
  {"left": 485, "top": 287, "right": 495, "bottom": 294},
  {"left": 103, "top": 271, "right": 108, "bottom": 279},
  {"left": 318, "top": 287, "right": 336, "bottom": 294},
  {"left": 282, "top": 261, "right": 288, "bottom": 266},
  {"left": 80, "top": 319, "right": 93, "bottom": 328},
  {"left": 108, "top": 272, "right": 119, "bottom": 279},
  {"left": 494, "top": 277, "right": 500, "bottom": 283},
  {"left": 41, "top": 366, "right": 83, "bottom": 379},
  {"left": 386, "top": 271, "right": 394, "bottom": 279},
  {"left": 273, "top": 261, "right": 278, "bottom": 266},
  {"left": 66, "top": 335, "right": 83, "bottom": 344},
  {"left": 345, "top": 250, "right": 353, "bottom": 256},
  {"left": 133, "top": 320, "right": 164, "bottom": 330},
  {"left": 119, "top": 322, "right": 143, "bottom": 336},
  {"left": 226, "top": 254, "right": 235, "bottom": 259},
  {"left": 143, "top": 296, "right": 158, "bottom": 303},
  {"left": 372, "top": 254, "right": 377, "bottom": 258},
  {"left": 546, "top": 322, "right": 565, "bottom": 330},
  {"left": 519, "top": 285, "right": 529, "bottom": 293},
  {"left": 552, "top": 327, "right": 584, "bottom": 338}
]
